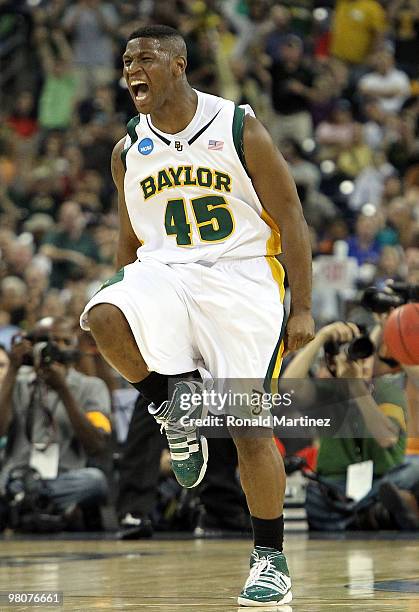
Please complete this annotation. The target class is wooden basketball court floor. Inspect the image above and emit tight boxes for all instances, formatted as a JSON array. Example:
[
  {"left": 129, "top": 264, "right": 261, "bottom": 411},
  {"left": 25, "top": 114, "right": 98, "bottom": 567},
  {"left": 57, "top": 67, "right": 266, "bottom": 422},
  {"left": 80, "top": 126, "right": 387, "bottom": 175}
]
[{"left": 0, "top": 533, "right": 418, "bottom": 611}]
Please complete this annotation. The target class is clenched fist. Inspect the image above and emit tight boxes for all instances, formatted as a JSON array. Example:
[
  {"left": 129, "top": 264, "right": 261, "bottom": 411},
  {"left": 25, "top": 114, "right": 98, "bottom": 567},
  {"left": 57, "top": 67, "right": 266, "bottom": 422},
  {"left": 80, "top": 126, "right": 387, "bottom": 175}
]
[{"left": 284, "top": 311, "right": 315, "bottom": 354}]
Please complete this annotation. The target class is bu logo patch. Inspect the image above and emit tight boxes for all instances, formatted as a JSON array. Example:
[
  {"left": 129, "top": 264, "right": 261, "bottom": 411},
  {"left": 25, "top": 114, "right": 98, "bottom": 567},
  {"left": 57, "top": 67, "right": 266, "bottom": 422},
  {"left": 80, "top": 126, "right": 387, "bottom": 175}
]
[
  {"left": 138, "top": 138, "right": 154, "bottom": 155},
  {"left": 174, "top": 141, "right": 183, "bottom": 151}
]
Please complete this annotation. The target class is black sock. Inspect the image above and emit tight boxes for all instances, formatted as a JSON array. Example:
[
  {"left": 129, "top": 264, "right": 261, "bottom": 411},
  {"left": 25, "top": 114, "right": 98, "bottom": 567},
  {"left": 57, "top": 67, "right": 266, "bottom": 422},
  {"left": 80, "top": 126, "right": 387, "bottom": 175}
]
[
  {"left": 251, "top": 515, "right": 284, "bottom": 552},
  {"left": 131, "top": 372, "right": 169, "bottom": 407},
  {"left": 131, "top": 370, "right": 201, "bottom": 408}
]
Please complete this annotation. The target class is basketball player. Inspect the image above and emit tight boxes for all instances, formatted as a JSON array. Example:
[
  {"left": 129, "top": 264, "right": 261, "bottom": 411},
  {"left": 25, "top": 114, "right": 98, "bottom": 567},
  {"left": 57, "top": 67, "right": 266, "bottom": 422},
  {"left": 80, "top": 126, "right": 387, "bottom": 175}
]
[{"left": 80, "top": 25, "right": 314, "bottom": 606}]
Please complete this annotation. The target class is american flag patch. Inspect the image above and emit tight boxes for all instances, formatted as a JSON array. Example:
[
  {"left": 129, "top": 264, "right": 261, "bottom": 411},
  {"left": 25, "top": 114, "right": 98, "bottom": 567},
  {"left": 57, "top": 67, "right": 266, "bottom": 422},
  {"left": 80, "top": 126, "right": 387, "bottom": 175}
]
[{"left": 208, "top": 140, "right": 224, "bottom": 150}]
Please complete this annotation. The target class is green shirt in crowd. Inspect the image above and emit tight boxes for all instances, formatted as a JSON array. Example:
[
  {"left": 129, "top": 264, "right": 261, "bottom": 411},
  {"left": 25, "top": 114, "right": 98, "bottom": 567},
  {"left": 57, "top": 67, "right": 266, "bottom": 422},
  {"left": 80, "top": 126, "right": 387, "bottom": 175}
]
[
  {"left": 316, "top": 374, "right": 407, "bottom": 480},
  {"left": 38, "top": 73, "right": 77, "bottom": 130}
]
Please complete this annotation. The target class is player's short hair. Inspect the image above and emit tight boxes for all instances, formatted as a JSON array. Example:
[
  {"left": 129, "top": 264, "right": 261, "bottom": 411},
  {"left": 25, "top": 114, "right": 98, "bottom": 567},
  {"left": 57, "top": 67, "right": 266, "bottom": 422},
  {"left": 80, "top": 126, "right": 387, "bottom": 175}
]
[{"left": 127, "top": 25, "right": 187, "bottom": 58}]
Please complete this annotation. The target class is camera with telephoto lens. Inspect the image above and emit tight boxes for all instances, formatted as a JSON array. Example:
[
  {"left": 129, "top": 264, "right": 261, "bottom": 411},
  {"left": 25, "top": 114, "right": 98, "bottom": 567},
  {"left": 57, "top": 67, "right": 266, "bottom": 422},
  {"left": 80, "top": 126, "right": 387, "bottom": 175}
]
[
  {"left": 5, "top": 467, "right": 66, "bottom": 533},
  {"left": 360, "top": 283, "right": 419, "bottom": 314},
  {"left": 12, "top": 333, "right": 74, "bottom": 368},
  {"left": 324, "top": 325, "right": 375, "bottom": 362},
  {"left": 32, "top": 340, "right": 65, "bottom": 368}
]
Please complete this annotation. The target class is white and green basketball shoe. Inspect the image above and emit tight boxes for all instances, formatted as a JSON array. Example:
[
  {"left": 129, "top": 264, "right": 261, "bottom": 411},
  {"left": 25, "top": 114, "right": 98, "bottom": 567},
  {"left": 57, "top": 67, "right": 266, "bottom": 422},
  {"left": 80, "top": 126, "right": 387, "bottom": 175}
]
[
  {"left": 238, "top": 547, "right": 292, "bottom": 607},
  {"left": 148, "top": 380, "right": 208, "bottom": 488}
]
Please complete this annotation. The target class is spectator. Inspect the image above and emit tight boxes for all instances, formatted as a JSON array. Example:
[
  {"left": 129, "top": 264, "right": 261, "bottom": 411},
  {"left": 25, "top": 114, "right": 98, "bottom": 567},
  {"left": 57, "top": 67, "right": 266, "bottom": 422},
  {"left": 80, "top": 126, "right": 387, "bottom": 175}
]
[
  {"left": 283, "top": 321, "right": 419, "bottom": 531},
  {"left": 36, "top": 27, "right": 77, "bottom": 132},
  {"left": 385, "top": 197, "right": 417, "bottom": 248},
  {"left": 6, "top": 91, "right": 38, "bottom": 140},
  {"left": 381, "top": 174, "right": 403, "bottom": 207},
  {"left": 388, "top": 0, "right": 419, "bottom": 78},
  {"left": 77, "top": 84, "right": 116, "bottom": 128},
  {"left": 316, "top": 99, "right": 358, "bottom": 158},
  {"left": 330, "top": 0, "right": 387, "bottom": 66},
  {"left": 282, "top": 139, "right": 338, "bottom": 231},
  {"left": 40, "top": 200, "right": 99, "bottom": 288},
  {"left": 0, "top": 276, "right": 27, "bottom": 329},
  {"left": 358, "top": 49, "right": 411, "bottom": 114},
  {"left": 39, "top": 290, "right": 66, "bottom": 320},
  {"left": 63, "top": 0, "right": 118, "bottom": 99},
  {"left": 270, "top": 34, "right": 314, "bottom": 145},
  {"left": 318, "top": 217, "right": 350, "bottom": 255},
  {"left": 5, "top": 238, "right": 34, "bottom": 278},
  {"left": 23, "top": 213, "right": 55, "bottom": 249},
  {"left": 362, "top": 99, "right": 389, "bottom": 150},
  {"left": 264, "top": 5, "right": 292, "bottom": 62},
  {"left": 337, "top": 124, "right": 373, "bottom": 178},
  {"left": 346, "top": 212, "right": 382, "bottom": 265},
  {"left": 0, "top": 317, "right": 111, "bottom": 531},
  {"left": 24, "top": 167, "right": 62, "bottom": 218},
  {"left": 309, "top": 71, "right": 341, "bottom": 128},
  {"left": 350, "top": 151, "right": 396, "bottom": 210},
  {"left": 372, "top": 245, "right": 405, "bottom": 288}
]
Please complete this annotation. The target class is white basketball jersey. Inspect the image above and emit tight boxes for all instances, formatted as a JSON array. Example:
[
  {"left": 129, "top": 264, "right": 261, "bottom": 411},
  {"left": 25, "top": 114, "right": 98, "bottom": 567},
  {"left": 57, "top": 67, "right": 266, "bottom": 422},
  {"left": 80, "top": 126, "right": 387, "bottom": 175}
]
[{"left": 122, "top": 89, "right": 281, "bottom": 264}]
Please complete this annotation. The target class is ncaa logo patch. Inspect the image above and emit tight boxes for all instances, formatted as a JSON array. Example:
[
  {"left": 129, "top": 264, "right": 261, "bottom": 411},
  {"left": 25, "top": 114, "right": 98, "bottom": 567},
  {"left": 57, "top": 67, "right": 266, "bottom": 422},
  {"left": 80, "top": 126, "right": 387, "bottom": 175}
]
[{"left": 138, "top": 138, "right": 154, "bottom": 155}]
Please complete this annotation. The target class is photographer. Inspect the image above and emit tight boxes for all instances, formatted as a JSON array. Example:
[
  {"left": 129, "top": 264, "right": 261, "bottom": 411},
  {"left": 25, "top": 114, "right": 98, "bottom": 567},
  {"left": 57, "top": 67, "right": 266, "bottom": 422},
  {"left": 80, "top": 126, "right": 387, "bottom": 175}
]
[
  {"left": 0, "top": 317, "right": 111, "bottom": 531},
  {"left": 283, "top": 320, "right": 419, "bottom": 531}
]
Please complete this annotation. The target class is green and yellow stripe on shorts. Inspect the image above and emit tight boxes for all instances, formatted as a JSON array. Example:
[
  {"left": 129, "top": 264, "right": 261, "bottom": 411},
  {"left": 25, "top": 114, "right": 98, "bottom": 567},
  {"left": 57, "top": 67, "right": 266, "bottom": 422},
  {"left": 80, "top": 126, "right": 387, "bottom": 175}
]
[
  {"left": 263, "top": 248, "right": 286, "bottom": 394},
  {"left": 260, "top": 198, "right": 286, "bottom": 394}
]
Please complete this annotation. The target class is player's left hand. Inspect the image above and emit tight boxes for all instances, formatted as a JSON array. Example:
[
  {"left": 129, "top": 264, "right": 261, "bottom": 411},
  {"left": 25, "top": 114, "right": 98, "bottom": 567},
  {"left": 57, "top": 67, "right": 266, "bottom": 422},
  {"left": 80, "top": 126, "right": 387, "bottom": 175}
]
[{"left": 284, "top": 311, "right": 315, "bottom": 354}]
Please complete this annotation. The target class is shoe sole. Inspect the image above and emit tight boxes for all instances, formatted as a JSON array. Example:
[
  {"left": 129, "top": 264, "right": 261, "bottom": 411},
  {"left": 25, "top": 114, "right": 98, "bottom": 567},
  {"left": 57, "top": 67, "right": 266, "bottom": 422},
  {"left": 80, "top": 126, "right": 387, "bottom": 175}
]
[
  {"left": 184, "top": 435, "right": 208, "bottom": 488},
  {"left": 237, "top": 590, "right": 293, "bottom": 607}
]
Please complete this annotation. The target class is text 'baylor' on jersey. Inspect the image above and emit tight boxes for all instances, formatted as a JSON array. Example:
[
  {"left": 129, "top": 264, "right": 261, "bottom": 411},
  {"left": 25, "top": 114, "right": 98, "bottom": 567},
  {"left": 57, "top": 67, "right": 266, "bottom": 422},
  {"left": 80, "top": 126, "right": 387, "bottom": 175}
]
[{"left": 122, "top": 89, "right": 281, "bottom": 264}]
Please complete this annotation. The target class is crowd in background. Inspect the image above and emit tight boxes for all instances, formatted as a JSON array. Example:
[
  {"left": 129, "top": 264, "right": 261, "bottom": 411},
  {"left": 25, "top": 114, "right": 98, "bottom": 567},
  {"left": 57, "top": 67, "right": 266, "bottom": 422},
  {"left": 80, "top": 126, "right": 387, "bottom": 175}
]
[
  {"left": 0, "top": 0, "right": 418, "bottom": 533},
  {"left": 0, "top": 0, "right": 418, "bottom": 349}
]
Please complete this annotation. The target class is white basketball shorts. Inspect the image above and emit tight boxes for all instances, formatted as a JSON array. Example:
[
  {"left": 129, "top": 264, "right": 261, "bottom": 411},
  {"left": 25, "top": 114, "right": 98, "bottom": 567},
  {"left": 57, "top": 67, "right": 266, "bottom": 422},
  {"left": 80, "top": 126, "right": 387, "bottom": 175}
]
[{"left": 80, "top": 256, "right": 285, "bottom": 387}]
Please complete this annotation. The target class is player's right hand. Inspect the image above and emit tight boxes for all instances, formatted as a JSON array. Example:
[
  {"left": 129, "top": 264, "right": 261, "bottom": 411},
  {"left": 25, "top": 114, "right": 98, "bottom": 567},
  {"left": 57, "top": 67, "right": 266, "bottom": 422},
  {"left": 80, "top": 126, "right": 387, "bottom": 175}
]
[{"left": 284, "top": 311, "right": 315, "bottom": 353}]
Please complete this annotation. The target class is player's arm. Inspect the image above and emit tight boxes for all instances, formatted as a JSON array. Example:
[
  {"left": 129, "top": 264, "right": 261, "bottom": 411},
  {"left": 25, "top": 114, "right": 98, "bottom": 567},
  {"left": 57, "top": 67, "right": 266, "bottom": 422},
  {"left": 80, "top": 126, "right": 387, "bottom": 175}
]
[
  {"left": 243, "top": 115, "right": 314, "bottom": 352},
  {"left": 111, "top": 139, "right": 142, "bottom": 269}
]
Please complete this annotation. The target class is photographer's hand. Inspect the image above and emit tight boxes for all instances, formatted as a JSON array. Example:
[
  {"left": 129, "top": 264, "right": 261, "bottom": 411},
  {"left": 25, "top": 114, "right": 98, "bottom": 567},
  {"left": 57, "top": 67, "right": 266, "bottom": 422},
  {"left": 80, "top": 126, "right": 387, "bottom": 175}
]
[
  {"left": 9, "top": 339, "right": 32, "bottom": 372},
  {"left": 39, "top": 363, "right": 106, "bottom": 455},
  {"left": 0, "top": 340, "right": 32, "bottom": 437},
  {"left": 317, "top": 321, "right": 360, "bottom": 345},
  {"left": 348, "top": 377, "right": 400, "bottom": 447},
  {"left": 38, "top": 363, "right": 68, "bottom": 392},
  {"left": 283, "top": 321, "right": 360, "bottom": 379},
  {"left": 334, "top": 353, "right": 364, "bottom": 379}
]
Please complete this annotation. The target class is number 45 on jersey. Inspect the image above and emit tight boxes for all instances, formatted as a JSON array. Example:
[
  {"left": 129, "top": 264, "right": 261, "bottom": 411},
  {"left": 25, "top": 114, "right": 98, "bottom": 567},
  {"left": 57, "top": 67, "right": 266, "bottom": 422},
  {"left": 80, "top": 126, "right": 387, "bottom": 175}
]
[{"left": 165, "top": 195, "right": 235, "bottom": 246}]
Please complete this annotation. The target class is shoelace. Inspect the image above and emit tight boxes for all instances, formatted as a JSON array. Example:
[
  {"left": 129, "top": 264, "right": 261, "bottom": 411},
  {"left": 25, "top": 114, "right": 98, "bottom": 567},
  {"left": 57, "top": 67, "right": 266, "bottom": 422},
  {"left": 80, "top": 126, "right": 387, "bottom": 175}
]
[
  {"left": 245, "top": 558, "right": 273, "bottom": 588},
  {"left": 244, "top": 557, "right": 289, "bottom": 594},
  {"left": 154, "top": 410, "right": 200, "bottom": 459}
]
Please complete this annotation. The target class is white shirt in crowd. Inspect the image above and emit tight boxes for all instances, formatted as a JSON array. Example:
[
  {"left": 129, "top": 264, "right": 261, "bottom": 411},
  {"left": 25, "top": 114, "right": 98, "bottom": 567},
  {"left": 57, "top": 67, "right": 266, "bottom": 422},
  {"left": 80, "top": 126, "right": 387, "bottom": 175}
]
[{"left": 359, "top": 69, "right": 411, "bottom": 114}]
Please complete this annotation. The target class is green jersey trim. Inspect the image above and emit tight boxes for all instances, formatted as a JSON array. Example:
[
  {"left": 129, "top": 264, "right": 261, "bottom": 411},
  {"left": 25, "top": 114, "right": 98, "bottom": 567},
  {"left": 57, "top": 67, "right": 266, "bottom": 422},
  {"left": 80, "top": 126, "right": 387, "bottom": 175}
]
[
  {"left": 121, "top": 115, "right": 141, "bottom": 170},
  {"left": 232, "top": 105, "right": 249, "bottom": 176},
  {"left": 94, "top": 268, "right": 125, "bottom": 297}
]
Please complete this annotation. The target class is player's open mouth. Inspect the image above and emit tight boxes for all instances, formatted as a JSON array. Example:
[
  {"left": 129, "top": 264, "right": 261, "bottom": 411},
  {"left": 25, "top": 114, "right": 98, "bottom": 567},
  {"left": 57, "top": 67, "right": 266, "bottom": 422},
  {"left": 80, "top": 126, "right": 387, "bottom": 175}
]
[{"left": 131, "top": 80, "right": 150, "bottom": 102}]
